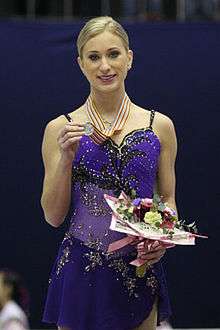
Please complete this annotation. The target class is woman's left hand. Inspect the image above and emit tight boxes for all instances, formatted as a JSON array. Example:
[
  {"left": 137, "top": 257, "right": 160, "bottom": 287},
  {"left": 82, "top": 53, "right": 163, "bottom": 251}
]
[{"left": 136, "top": 239, "right": 174, "bottom": 265}]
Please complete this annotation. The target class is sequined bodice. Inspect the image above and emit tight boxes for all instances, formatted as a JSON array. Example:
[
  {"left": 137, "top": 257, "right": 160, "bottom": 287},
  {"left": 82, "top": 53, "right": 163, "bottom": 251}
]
[{"left": 69, "top": 128, "right": 160, "bottom": 253}]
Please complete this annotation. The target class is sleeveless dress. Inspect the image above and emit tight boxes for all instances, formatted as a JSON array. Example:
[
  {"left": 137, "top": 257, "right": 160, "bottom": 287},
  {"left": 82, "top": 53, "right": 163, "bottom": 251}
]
[{"left": 43, "top": 111, "right": 171, "bottom": 330}]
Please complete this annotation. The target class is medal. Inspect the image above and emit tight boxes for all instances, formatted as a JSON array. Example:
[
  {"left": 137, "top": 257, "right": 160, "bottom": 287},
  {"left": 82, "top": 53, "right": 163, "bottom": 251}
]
[
  {"left": 85, "top": 93, "right": 131, "bottom": 144},
  {"left": 84, "top": 122, "right": 94, "bottom": 136}
]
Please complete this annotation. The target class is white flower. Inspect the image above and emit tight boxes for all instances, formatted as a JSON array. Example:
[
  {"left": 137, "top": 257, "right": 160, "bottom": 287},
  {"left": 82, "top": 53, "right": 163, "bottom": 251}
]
[{"left": 144, "top": 211, "right": 162, "bottom": 225}]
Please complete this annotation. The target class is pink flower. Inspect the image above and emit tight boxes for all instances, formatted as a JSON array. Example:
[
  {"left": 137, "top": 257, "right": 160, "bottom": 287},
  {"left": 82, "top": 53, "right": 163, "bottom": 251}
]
[
  {"left": 164, "top": 207, "right": 176, "bottom": 216},
  {"left": 160, "top": 220, "right": 175, "bottom": 229},
  {"left": 141, "top": 198, "right": 153, "bottom": 208}
]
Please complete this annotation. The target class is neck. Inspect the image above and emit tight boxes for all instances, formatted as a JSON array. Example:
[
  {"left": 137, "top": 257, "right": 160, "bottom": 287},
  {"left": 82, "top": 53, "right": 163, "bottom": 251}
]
[{"left": 90, "top": 87, "right": 126, "bottom": 119}]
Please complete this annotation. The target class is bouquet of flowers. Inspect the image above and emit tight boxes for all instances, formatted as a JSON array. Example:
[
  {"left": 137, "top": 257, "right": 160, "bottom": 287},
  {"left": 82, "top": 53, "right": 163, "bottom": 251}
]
[{"left": 104, "top": 190, "right": 207, "bottom": 277}]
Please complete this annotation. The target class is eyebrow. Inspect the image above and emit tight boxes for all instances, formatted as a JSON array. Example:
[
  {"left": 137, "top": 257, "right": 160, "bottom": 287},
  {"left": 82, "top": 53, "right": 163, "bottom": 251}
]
[{"left": 86, "top": 47, "right": 120, "bottom": 54}]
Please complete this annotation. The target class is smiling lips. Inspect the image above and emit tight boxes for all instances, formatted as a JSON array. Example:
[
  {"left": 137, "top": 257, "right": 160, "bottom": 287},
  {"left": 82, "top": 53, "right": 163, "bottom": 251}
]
[{"left": 98, "top": 74, "right": 117, "bottom": 83}]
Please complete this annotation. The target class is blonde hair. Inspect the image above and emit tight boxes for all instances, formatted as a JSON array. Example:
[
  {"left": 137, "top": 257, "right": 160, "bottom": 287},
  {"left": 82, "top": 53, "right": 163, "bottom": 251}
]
[{"left": 77, "top": 16, "right": 129, "bottom": 59}]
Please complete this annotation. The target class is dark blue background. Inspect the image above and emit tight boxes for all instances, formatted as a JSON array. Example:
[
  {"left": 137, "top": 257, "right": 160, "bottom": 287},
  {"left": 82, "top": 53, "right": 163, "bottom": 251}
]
[{"left": 0, "top": 19, "right": 219, "bottom": 328}]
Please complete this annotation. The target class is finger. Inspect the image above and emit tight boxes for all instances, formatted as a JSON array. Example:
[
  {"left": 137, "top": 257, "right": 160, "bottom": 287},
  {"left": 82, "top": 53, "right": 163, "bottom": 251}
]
[
  {"left": 150, "top": 240, "right": 161, "bottom": 249},
  {"left": 65, "top": 124, "right": 85, "bottom": 133},
  {"left": 147, "top": 244, "right": 165, "bottom": 253},
  {"left": 129, "top": 237, "right": 141, "bottom": 245},
  {"left": 137, "top": 238, "right": 154, "bottom": 251},
  {"left": 59, "top": 131, "right": 84, "bottom": 144},
  {"left": 60, "top": 136, "right": 82, "bottom": 149},
  {"left": 139, "top": 240, "right": 159, "bottom": 252},
  {"left": 136, "top": 237, "right": 146, "bottom": 247},
  {"left": 139, "top": 254, "right": 165, "bottom": 262},
  {"left": 138, "top": 249, "right": 166, "bottom": 260},
  {"left": 67, "top": 122, "right": 85, "bottom": 127},
  {"left": 59, "top": 124, "right": 85, "bottom": 138},
  {"left": 146, "top": 257, "right": 162, "bottom": 266},
  {"left": 149, "top": 241, "right": 171, "bottom": 252},
  {"left": 161, "top": 242, "right": 176, "bottom": 249},
  {"left": 127, "top": 235, "right": 139, "bottom": 245},
  {"left": 148, "top": 250, "right": 165, "bottom": 260},
  {"left": 136, "top": 241, "right": 146, "bottom": 250},
  {"left": 139, "top": 240, "right": 166, "bottom": 253},
  {"left": 143, "top": 239, "right": 152, "bottom": 247}
]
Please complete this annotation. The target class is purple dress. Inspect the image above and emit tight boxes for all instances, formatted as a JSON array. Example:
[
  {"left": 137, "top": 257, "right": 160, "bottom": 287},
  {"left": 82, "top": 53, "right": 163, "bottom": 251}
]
[{"left": 43, "top": 111, "right": 171, "bottom": 330}]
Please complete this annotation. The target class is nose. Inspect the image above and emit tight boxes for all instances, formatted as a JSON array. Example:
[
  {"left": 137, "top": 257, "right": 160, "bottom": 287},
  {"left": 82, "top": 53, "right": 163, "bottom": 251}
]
[{"left": 99, "top": 56, "right": 111, "bottom": 72}]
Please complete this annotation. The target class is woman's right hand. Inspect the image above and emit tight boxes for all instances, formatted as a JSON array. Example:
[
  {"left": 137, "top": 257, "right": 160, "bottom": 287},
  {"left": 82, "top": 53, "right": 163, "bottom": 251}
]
[
  {"left": 41, "top": 119, "right": 86, "bottom": 226},
  {"left": 57, "top": 122, "right": 85, "bottom": 164}
]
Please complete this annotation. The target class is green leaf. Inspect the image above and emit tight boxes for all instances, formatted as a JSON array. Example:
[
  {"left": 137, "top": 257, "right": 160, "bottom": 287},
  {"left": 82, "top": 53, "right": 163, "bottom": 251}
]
[
  {"left": 153, "top": 193, "right": 161, "bottom": 204},
  {"left": 130, "top": 189, "right": 137, "bottom": 199},
  {"left": 188, "top": 221, "right": 196, "bottom": 227},
  {"left": 158, "top": 203, "right": 166, "bottom": 212}
]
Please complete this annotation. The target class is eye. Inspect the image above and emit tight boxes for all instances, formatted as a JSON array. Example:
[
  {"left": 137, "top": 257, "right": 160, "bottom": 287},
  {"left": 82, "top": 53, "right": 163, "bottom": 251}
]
[
  {"left": 108, "top": 50, "right": 120, "bottom": 59},
  {"left": 88, "top": 54, "right": 100, "bottom": 61}
]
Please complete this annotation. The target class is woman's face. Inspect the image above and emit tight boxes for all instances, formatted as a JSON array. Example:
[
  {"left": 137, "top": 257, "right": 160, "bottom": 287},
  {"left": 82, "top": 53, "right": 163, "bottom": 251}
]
[{"left": 78, "top": 31, "right": 133, "bottom": 94}]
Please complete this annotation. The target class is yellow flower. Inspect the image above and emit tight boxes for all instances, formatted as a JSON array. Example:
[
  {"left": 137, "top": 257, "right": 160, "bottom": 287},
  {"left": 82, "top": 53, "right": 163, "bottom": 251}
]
[
  {"left": 144, "top": 211, "right": 162, "bottom": 225},
  {"left": 128, "top": 206, "right": 134, "bottom": 214}
]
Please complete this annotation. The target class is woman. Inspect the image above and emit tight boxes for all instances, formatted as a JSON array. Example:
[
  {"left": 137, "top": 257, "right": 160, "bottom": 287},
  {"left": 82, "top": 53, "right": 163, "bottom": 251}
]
[
  {"left": 0, "top": 270, "right": 29, "bottom": 330},
  {"left": 41, "top": 16, "right": 177, "bottom": 330}
]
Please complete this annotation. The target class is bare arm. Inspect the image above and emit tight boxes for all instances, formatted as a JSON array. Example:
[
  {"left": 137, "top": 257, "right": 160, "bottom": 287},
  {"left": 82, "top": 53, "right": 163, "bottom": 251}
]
[
  {"left": 40, "top": 117, "right": 84, "bottom": 227},
  {"left": 156, "top": 114, "right": 178, "bottom": 212},
  {"left": 138, "top": 113, "right": 177, "bottom": 263}
]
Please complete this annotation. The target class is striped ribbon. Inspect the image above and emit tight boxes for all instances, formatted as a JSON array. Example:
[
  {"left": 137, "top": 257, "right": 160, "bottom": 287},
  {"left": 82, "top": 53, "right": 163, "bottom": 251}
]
[{"left": 85, "top": 93, "right": 131, "bottom": 144}]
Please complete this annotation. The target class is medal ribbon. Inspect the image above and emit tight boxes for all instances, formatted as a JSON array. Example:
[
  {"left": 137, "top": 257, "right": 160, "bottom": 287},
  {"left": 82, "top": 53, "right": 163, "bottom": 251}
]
[{"left": 86, "top": 93, "right": 131, "bottom": 144}]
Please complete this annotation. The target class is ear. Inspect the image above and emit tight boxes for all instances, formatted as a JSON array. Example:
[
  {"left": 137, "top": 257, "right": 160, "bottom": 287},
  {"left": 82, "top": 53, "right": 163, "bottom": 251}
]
[
  {"left": 77, "top": 56, "right": 85, "bottom": 74},
  {"left": 127, "top": 49, "right": 133, "bottom": 70}
]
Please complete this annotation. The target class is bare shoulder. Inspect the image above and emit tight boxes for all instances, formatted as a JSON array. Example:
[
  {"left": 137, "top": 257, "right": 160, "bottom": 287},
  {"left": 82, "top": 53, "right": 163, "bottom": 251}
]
[
  {"left": 44, "top": 106, "right": 85, "bottom": 137},
  {"left": 154, "top": 112, "right": 175, "bottom": 131},
  {"left": 132, "top": 104, "right": 175, "bottom": 129},
  {"left": 154, "top": 111, "right": 177, "bottom": 147},
  {"left": 132, "top": 104, "right": 174, "bottom": 130},
  {"left": 130, "top": 103, "right": 176, "bottom": 149}
]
